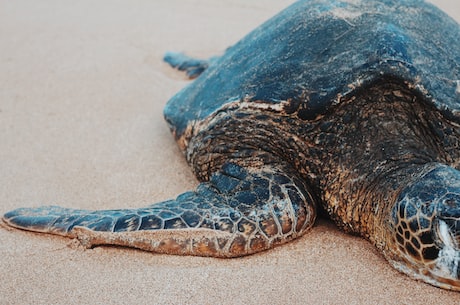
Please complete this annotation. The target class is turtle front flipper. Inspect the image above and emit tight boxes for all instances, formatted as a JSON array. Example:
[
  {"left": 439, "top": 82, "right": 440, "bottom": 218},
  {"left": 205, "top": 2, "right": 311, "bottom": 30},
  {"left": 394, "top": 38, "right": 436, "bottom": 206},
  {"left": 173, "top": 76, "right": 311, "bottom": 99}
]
[
  {"left": 385, "top": 163, "right": 460, "bottom": 290},
  {"left": 164, "top": 52, "right": 217, "bottom": 79},
  {"left": 2, "top": 163, "right": 316, "bottom": 257}
]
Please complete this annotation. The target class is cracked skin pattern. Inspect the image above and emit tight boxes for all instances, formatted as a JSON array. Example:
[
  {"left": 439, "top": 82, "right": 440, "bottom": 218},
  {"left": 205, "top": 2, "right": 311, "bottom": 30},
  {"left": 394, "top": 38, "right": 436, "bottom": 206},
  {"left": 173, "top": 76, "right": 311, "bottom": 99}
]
[
  {"left": 3, "top": 0, "right": 460, "bottom": 292},
  {"left": 5, "top": 163, "right": 315, "bottom": 257}
]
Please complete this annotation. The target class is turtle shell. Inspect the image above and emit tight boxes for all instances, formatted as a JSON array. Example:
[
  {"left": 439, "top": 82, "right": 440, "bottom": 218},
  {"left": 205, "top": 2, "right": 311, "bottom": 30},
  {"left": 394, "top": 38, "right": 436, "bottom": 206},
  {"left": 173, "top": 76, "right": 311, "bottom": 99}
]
[{"left": 164, "top": 0, "right": 460, "bottom": 138}]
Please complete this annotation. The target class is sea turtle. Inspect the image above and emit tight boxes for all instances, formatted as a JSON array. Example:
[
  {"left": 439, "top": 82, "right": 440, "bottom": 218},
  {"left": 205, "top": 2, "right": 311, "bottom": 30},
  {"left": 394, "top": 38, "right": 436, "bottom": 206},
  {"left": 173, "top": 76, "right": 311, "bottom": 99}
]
[{"left": 3, "top": 0, "right": 460, "bottom": 291}]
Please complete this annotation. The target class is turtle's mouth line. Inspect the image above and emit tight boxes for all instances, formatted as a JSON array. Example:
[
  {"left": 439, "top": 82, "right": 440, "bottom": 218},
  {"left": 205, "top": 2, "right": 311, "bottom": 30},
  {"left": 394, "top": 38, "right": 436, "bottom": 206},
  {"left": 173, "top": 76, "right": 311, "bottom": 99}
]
[
  {"left": 390, "top": 255, "right": 460, "bottom": 291},
  {"left": 427, "top": 269, "right": 460, "bottom": 291}
]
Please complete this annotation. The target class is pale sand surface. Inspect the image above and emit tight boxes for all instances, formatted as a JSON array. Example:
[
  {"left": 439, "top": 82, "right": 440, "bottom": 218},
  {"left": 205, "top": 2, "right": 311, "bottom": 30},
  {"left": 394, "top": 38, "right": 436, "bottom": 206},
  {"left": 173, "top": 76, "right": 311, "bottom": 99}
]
[{"left": 1, "top": 0, "right": 460, "bottom": 304}]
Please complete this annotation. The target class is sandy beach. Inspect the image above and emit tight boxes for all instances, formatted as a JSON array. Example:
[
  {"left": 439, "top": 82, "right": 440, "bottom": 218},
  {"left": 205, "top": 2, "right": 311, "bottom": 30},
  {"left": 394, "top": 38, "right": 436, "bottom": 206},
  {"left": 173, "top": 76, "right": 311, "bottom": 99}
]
[{"left": 1, "top": 0, "right": 460, "bottom": 304}]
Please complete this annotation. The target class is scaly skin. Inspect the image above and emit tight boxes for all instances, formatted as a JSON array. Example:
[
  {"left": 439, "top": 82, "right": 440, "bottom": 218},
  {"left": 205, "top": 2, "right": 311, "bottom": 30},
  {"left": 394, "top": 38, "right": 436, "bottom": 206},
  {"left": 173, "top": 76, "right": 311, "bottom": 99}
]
[
  {"left": 175, "top": 78, "right": 460, "bottom": 289},
  {"left": 3, "top": 163, "right": 316, "bottom": 258}
]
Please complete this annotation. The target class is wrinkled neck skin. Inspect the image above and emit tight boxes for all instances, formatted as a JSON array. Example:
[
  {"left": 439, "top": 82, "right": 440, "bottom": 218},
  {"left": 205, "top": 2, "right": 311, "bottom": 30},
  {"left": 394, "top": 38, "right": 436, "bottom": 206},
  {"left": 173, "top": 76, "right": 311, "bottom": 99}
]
[{"left": 178, "top": 78, "right": 460, "bottom": 252}]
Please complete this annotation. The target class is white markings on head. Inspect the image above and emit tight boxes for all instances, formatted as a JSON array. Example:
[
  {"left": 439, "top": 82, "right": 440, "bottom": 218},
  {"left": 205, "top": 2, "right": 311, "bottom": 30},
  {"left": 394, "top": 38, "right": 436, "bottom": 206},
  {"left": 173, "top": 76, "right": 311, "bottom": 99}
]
[{"left": 435, "top": 220, "right": 460, "bottom": 279}]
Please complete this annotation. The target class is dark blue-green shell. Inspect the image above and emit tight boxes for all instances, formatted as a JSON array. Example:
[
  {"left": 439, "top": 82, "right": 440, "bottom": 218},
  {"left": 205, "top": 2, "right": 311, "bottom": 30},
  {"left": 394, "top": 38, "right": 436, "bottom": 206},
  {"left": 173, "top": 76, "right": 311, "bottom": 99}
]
[{"left": 164, "top": 0, "right": 460, "bottom": 138}]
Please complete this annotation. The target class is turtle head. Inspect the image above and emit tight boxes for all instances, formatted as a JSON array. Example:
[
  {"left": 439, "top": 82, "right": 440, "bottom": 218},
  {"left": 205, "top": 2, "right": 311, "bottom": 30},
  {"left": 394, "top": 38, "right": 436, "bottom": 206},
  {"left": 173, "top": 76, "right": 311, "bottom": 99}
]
[{"left": 387, "top": 164, "right": 460, "bottom": 291}]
